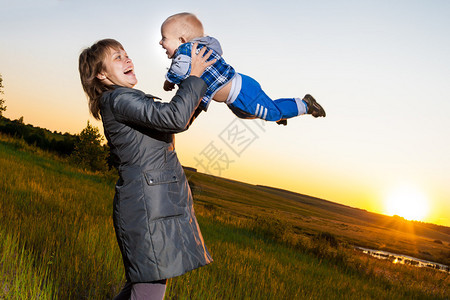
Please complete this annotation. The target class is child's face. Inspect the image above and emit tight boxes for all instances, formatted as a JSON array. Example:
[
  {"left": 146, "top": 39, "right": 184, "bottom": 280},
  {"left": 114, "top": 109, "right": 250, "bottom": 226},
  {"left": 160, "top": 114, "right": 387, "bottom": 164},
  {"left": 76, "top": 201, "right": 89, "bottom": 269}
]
[
  {"left": 159, "top": 22, "right": 183, "bottom": 59},
  {"left": 98, "top": 47, "right": 137, "bottom": 88}
]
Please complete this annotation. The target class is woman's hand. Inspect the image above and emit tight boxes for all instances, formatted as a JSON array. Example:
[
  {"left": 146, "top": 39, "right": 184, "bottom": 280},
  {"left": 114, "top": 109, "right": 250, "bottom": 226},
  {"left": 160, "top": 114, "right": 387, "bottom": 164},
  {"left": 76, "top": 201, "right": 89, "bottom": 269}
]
[{"left": 190, "top": 43, "right": 216, "bottom": 78}]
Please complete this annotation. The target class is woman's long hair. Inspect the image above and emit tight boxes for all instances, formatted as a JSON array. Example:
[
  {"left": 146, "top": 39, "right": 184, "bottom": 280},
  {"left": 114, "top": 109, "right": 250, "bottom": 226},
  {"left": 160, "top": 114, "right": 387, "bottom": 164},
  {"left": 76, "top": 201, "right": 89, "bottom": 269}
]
[{"left": 78, "top": 39, "right": 123, "bottom": 120}]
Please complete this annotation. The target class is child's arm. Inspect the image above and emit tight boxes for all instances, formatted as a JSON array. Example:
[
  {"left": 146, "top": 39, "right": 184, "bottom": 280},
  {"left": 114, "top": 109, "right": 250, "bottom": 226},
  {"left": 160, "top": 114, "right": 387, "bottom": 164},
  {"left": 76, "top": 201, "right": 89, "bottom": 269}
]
[
  {"left": 165, "top": 44, "right": 193, "bottom": 87},
  {"left": 166, "top": 54, "right": 191, "bottom": 84}
]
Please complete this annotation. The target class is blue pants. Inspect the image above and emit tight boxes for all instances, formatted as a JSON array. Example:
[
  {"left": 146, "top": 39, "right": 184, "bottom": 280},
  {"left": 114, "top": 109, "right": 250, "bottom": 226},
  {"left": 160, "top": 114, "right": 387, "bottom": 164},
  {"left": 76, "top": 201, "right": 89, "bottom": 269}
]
[{"left": 227, "top": 74, "right": 305, "bottom": 121}]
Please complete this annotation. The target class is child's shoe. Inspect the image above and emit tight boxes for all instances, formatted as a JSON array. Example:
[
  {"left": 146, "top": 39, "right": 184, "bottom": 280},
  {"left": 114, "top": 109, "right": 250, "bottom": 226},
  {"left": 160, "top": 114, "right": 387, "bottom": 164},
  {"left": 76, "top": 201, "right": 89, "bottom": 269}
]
[
  {"left": 303, "top": 94, "right": 326, "bottom": 117},
  {"left": 276, "top": 119, "right": 288, "bottom": 126}
]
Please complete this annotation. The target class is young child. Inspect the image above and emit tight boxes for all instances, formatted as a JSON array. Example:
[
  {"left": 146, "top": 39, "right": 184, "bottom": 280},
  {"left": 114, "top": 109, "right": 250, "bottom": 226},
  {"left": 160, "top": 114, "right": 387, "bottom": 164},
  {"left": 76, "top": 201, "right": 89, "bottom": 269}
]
[{"left": 159, "top": 12, "right": 326, "bottom": 125}]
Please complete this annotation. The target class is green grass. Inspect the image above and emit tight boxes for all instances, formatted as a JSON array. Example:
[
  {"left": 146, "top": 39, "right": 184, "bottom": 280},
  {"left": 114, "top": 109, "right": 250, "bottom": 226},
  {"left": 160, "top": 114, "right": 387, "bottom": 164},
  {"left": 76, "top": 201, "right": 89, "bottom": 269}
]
[
  {"left": 0, "top": 228, "right": 55, "bottom": 299},
  {"left": 0, "top": 135, "right": 449, "bottom": 299},
  {"left": 0, "top": 137, "right": 122, "bottom": 298}
]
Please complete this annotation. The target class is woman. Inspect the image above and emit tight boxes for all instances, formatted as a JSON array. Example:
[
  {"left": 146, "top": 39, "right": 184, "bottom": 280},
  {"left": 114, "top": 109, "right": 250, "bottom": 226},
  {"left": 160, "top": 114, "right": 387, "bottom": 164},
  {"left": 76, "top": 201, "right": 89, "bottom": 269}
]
[{"left": 78, "top": 38, "right": 215, "bottom": 299}]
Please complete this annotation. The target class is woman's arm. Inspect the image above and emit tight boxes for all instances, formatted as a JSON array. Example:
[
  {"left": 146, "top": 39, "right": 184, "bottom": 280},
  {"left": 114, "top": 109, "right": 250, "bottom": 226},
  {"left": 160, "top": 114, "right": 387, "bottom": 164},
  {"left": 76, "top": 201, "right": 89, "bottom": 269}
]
[
  {"left": 110, "top": 45, "right": 215, "bottom": 133},
  {"left": 110, "top": 77, "right": 206, "bottom": 132}
]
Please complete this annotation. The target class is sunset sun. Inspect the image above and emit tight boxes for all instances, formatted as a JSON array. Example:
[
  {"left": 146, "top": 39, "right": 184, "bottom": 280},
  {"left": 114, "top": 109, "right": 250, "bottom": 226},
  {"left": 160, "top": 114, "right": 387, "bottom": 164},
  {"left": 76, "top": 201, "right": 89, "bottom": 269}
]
[{"left": 385, "top": 185, "right": 429, "bottom": 222}]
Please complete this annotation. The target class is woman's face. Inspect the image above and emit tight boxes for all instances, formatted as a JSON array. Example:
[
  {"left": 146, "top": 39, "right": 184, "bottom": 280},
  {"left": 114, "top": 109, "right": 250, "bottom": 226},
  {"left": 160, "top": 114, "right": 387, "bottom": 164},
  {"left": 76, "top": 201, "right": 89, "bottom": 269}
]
[
  {"left": 98, "top": 47, "right": 137, "bottom": 88},
  {"left": 159, "top": 22, "right": 183, "bottom": 58}
]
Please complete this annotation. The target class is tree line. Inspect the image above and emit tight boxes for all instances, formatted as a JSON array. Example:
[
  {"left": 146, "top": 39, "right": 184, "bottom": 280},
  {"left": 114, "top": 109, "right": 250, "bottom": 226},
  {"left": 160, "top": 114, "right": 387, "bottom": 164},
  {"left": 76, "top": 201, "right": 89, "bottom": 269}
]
[
  {"left": 0, "top": 116, "right": 77, "bottom": 155},
  {"left": 0, "top": 73, "right": 109, "bottom": 172},
  {"left": 0, "top": 116, "right": 109, "bottom": 172}
]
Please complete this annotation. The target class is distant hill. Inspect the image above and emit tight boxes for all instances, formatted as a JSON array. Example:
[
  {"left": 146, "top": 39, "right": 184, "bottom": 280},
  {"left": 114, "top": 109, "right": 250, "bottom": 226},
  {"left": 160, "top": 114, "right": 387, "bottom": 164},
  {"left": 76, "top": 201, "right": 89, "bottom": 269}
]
[
  {"left": 185, "top": 168, "right": 450, "bottom": 265},
  {"left": 256, "top": 184, "right": 450, "bottom": 236}
]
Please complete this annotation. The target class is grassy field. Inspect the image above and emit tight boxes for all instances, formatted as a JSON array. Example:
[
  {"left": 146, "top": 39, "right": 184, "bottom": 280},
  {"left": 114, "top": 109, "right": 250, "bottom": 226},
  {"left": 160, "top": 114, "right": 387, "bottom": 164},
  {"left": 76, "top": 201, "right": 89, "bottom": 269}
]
[
  {"left": 186, "top": 171, "right": 450, "bottom": 267},
  {"left": 0, "top": 134, "right": 449, "bottom": 299}
]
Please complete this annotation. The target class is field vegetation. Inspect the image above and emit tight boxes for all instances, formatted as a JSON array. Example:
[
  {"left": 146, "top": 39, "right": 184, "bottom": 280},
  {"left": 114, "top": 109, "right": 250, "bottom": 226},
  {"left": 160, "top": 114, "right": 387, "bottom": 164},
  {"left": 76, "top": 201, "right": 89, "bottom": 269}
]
[{"left": 0, "top": 134, "right": 448, "bottom": 299}]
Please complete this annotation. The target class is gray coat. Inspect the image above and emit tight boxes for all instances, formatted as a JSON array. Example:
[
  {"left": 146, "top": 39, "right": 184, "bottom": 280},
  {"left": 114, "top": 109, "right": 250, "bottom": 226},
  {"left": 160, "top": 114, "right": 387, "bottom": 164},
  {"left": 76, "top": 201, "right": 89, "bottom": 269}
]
[{"left": 100, "top": 76, "right": 212, "bottom": 282}]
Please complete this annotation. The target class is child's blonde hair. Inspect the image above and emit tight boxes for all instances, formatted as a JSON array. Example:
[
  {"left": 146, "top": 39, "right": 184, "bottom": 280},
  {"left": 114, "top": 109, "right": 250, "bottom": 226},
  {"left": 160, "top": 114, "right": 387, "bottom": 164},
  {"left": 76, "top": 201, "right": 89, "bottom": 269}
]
[
  {"left": 163, "top": 12, "right": 204, "bottom": 42},
  {"left": 78, "top": 39, "right": 123, "bottom": 120}
]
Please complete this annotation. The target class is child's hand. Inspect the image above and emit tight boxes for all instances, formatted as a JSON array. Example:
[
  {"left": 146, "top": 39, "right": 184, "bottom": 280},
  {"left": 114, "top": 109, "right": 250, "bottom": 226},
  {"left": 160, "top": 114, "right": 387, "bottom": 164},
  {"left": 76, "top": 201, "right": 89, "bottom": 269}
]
[
  {"left": 163, "top": 80, "right": 175, "bottom": 91},
  {"left": 190, "top": 43, "right": 216, "bottom": 78}
]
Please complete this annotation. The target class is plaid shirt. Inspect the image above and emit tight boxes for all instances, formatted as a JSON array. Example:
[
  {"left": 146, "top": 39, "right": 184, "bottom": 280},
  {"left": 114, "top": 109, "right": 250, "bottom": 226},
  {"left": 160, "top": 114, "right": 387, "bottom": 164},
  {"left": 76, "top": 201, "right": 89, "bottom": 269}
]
[{"left": 166, "top": 41, "right": 236, "bottom": 111}]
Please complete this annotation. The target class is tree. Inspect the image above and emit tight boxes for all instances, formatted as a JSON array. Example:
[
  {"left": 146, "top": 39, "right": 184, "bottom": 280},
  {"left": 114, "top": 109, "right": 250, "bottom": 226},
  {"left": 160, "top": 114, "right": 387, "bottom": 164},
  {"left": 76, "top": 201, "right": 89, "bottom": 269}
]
[
  {"left": 0, "top": 74, "right": 6, "bottom": 117},
  {"left": 71, "top": 121, "right": 109, "bottom": 172}
]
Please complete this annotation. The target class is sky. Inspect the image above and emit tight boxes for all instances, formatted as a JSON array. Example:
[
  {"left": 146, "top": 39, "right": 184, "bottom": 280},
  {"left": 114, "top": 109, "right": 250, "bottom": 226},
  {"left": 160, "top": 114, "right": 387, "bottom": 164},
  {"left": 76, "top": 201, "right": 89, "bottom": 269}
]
[{"left": 1, "top": 0, "right": 449, "bottom": 226}]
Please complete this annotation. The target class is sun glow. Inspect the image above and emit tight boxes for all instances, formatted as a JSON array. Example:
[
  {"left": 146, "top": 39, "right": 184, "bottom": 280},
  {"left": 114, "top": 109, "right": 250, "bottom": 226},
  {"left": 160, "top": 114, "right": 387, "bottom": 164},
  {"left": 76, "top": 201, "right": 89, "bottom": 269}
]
[{"left": 385, "top": 185, "right": 429, "bottom": 222}]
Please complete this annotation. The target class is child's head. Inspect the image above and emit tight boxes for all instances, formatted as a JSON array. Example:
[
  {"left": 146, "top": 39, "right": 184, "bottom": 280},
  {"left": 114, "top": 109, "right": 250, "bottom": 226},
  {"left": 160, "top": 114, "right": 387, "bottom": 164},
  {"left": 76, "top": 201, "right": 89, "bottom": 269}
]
[
  {"left": 79, "top": 38, "right": 137, "bottom": 119},
  {"left": 160, "top": 12, "right": 204, "bottom": 58}
]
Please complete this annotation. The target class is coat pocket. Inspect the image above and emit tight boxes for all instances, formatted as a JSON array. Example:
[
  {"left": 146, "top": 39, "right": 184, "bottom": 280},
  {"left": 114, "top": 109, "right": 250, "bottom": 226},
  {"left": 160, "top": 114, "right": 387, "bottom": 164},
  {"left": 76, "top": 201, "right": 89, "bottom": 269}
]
[
  {"left": 143, "top": 169, "right": 184, "bottom": 221},
  {"left": 144, "top": 169, "right": 178, "bottom": 186}
]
